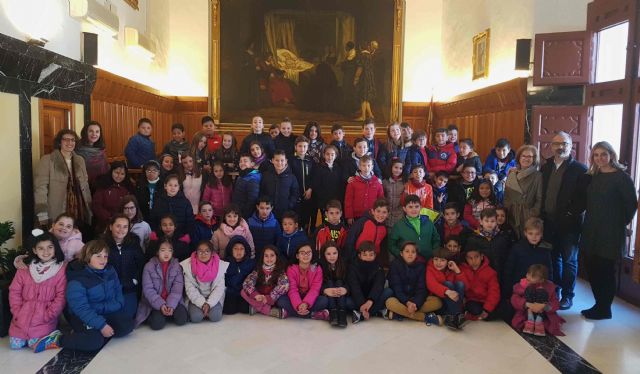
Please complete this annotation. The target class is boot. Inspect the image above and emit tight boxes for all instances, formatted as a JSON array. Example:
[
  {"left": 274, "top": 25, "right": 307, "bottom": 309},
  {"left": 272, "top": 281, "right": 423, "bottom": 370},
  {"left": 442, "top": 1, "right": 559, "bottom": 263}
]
[
  {"left": 337, "top": 309, "right": 348, "bottom": 328},
  {"left": 329, "top": 309, "right": 339, "bottom": 326}
]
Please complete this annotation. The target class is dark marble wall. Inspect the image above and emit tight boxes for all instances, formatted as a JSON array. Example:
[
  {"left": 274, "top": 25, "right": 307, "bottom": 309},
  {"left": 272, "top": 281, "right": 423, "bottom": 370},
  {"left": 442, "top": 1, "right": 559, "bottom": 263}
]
[{"left": 0, "top": 33, "right": 96, "bottom": 239}]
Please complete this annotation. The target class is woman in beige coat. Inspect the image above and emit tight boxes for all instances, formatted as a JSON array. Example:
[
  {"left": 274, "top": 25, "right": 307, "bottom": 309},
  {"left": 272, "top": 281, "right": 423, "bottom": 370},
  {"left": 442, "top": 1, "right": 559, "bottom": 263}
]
[
  {"left": 34, "top": 129, "right": 92, "bottom": 228},
  {"left": 503, "top": 144, "right": 542, "bottom": 238}
]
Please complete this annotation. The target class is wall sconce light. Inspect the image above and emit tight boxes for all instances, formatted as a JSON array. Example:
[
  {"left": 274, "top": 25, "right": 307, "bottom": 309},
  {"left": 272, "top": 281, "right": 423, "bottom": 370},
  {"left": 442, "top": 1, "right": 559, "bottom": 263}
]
[
  {"left": 125, "top": 27, "right": 156, "bottom": 61},
  {"left": 69, "top": 0, "right": 119, "bottom": 37}
]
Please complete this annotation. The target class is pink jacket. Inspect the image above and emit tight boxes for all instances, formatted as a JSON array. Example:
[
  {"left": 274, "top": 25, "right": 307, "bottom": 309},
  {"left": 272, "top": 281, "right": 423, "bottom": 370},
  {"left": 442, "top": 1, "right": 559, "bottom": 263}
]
[
  {"left": 9, "top": 265, "right": 66, "bottom": 340},
  {"left": 511, "top": 278, "right": 565, "bottom": 336},
  {"left": 211, "top": 219, "right": 255, "bottom": 258},
  {"left": 202, "top": 182, "right": 232, "bottom": 218},
  {"left": 286, "top": 264, "right": 323, "bottom": 310},
  {"left": 53, "top": 228, "right": 84, "bottom": 262}
]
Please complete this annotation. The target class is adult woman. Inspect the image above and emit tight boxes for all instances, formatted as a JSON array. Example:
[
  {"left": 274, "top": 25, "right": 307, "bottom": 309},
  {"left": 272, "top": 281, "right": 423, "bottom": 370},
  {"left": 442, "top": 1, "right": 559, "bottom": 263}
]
[
  {"left": 581, "top": 141, "right": 637, "bottom": 320},
  {"left": 75, "top": 121, "right": 109, "bottom": 189},
  {"left": 34, "top": 129, "right": 92, "bottom": 230},
  {"left": 503, "top": 144, "right": 543, "bottom": 238}
]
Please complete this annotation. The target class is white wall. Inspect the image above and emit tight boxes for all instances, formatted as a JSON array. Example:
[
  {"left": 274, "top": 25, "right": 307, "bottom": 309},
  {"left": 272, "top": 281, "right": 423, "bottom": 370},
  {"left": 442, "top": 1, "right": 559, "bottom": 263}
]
[{"left": 0, "top": 92, "right": 22, "bottom": 247}]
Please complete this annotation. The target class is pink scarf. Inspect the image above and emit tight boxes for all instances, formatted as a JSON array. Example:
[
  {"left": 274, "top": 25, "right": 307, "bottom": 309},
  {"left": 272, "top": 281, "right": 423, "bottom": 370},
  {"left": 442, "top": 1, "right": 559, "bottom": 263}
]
[{"left": 190, "top": 251, "right": 220, "bottom": 282}]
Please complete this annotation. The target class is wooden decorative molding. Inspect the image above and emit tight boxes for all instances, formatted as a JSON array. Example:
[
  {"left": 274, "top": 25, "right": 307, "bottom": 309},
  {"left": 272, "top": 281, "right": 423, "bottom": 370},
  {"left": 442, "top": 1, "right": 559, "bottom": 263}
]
[
  {"left": 436, "top": 78, "right": 527, "bottom": 117},
  {"left": 533, "top": 31, "right": 591, "bottom": 86},
  {"left": 588, "top": 0, "right": 634, "bottom": 31},
  {"left": 124, "top": 0, "right": 139, "bottom": 10}
]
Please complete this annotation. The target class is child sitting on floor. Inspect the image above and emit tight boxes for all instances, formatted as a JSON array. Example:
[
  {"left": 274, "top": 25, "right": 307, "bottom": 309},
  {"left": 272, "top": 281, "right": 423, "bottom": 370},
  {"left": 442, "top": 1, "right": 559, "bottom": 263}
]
[
  {"left": 347, "top": 241, "right": 393, "bottom": 323},
  {"left": 241, "top": 245, "right": 290, "bottom": 319},
  {"left": 426, "top": 247, "right": 468, "bottom": 330},
  {"left": 319, "top": 241, "right": 352, "bottom": 328},
  {"left": 461, "top": 247, "right": 500, "bottom": 321}
]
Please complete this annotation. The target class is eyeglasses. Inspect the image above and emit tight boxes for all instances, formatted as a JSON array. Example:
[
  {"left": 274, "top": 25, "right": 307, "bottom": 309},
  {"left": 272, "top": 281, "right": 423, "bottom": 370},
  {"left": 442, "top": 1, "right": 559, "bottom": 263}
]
[
  {"left": 298, "top": 251, "right": 313, "bottom": 256},
  {"left": 520, "top": 155, "right": 534, "bottom": 159},
  {"left": 61, "top": 137, "right": 76, "bottom": 143},
  {"left": 197, "top": 250, "right": 212, "bottom": 255},
  {"left": 123, "top": 206, "right": 136, "bottom": 211},
  {"left": 462, "top": 171, "right": 476, "bottom": 175},
  {"left": 145, "top": 169, "right": 159, "bottom": 174},
  {"left": 551, "top": 142, "right": 570, "bottom": 147}
]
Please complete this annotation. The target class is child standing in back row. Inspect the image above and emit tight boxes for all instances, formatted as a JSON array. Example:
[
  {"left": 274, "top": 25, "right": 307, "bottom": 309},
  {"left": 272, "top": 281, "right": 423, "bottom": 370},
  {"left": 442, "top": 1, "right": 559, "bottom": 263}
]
[{"left": 344, "top": 155, "right": 384, "bottom": 225}]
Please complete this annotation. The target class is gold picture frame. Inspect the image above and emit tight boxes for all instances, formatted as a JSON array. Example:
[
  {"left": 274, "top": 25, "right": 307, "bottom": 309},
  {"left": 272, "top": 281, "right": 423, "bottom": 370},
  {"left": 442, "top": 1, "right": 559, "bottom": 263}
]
[
  {"left": 123, "top": 0, "right": 139, "bottom": 10},
  {"left": 208, "top": 0, "right": 405, "bottom": 124},
  {"left": 472, "top": 29, "right": 490, "bottom": 80}
]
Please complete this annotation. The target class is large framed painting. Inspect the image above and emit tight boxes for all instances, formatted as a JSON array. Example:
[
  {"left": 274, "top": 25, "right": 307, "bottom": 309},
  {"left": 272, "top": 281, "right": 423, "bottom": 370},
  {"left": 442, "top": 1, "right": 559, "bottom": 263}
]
[{"left": 210, "top": 0, "right": 405, "bottom": 126}]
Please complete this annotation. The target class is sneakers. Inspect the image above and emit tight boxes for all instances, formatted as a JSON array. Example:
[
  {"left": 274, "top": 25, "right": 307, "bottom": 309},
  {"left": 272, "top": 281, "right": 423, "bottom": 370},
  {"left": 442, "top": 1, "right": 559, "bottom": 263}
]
[
  {"left": 522, "top": 320, "right": 535, "bottom": 335},
  {"left": 534, "top": 320, "right": 546, "bottom": 337},
  {"left": 352, "top": 310, "right": 363, "bottom": 324},
  {"left": 456, "top": 313, "right": 466, "bottom": 329},
  {"left": 311, "top": 309, "right": 330, "bottom": 321},
  {"left": 559, "top": 297, "right": 573, "bottom": 310},
  {"left": 444, "top": 315, "right": 459, "bottom": 330},
  {"left": 382, "top": 309, "right": 403, "bottom": 321},
  {"left": 269, "top": 307, "right": 288, "bottom": 319},
  {"left": 248, "top": 306, "right": 256, "bottom": 316},
  {"left": 424, "top": 312, "right": 442, "bottom": 326},
  {"left": 337, "top": 309, "right": 348, "bottom": 328},
  {"left": 33, "top": 330, "right": 61, "bottom": 353}
]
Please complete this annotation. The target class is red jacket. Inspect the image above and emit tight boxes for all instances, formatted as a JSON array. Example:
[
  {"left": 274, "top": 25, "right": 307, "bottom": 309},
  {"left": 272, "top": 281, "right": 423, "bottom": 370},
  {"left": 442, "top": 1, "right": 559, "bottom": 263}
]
[
  {"left": 207, "top": 134, "right": 222, "bottom": 153},
  {"left": 426, "top": 258, "right": 468, "bottom": 298},
  {"left": 344, "top": 174, "right": 384, "bottom": 220},
  {"left": 345, "top": 213, "right": 387, "bottom": 257},
  {"left": 460, "top": 257, "right": 500, "bottom": 312},
  {"left": 426, "top": 143, "right": 457, "bottom": 174},
  {"left": 313, "top": 222, "right": 348, "bottom": 253},
  {"left": 92, "top": 184, "right": 132, "bottom": 228},
  {"left": 202, "top": 182, "right": 232, "bottom": 218}
]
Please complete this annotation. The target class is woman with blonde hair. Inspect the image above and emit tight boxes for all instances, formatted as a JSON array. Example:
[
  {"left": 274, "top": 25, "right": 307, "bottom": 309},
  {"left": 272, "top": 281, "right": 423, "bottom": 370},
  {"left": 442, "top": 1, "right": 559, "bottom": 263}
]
[
  {"left": 581, "top": 141, "right": 637, "bottom": 320},
  {"left": 503, "top": 144, "right": 543, "bottom": 238}
]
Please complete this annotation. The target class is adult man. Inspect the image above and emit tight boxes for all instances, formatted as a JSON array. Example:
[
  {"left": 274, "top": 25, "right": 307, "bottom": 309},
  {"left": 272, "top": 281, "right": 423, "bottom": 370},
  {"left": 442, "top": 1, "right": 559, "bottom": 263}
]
[{"left": 540, "top": 131, "right": 588, "bottom": 310}]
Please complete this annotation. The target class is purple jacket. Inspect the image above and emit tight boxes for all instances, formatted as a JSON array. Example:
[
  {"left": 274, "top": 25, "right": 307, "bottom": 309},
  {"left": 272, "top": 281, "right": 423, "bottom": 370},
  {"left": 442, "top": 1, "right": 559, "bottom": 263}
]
[
  {"left": 9, "top": 265, "right": 66, "bottom": 339},
  {"left": 135, "top": 257, "right": 185, "bottom": 327}
]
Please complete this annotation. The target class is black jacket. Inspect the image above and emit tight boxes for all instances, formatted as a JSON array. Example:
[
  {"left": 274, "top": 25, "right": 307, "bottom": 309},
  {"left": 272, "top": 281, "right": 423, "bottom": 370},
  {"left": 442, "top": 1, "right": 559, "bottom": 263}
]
[
  {"left": 274, "top": 134, "right": 296, "bottom": 159},
  {"left": 240, "top": 133, "right": 275, "bottom": 158},
  {"left": 347, "top": 258, "right": 386, "bottom": 307},
  {"left": 105, "top": 235, "right": 145, "bottom": 294},
  {"left": 149, "top": 191, "right": 195, "bottom": 239},
  {"left": 448, "top": 178, "right": 480, "bottom": 213},
  {"left": 260, "top": 166, "right": 300, "bottom": 220},
  {"left": 540, "top": 156, "right": 588, "bottom": 235},
  {"left": 465, "top": 230, "right": 512, "bottom": 283},
  {"left": 503, "top": 238, "right": 554, "bottom": 297},
  {"left": 387, "top": 258, "right": 427, "bottom": 306},
  {"left": 312, "top": 162, "right": 345, "bottom": 211},
  {"left": 289, "top": 156, "right": 314, "bottom": 196}
]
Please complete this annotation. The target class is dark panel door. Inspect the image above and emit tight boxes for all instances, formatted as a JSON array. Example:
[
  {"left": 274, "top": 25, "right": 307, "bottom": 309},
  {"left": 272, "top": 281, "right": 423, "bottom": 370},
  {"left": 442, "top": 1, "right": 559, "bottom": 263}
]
[{"left": 532, "top": 31, "right": 591, "bottom": 86}]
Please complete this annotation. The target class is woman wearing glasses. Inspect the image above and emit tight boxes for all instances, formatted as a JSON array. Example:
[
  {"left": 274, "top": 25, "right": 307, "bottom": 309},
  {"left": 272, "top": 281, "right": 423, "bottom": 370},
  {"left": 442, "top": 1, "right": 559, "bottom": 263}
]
[{"left": 34, "top": 129, "right": 92, "bottom": 231}]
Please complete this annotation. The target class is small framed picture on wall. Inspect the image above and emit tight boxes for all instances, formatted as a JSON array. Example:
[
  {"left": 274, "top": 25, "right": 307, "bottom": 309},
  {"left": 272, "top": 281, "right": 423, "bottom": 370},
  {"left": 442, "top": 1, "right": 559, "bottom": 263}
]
[{"left": 472, "top": 29, "right": 490, "bottom": 80}]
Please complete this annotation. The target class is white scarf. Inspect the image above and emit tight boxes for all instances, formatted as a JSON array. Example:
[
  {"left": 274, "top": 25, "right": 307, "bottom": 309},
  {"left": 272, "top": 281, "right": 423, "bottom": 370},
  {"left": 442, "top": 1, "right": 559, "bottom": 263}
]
[{"left": 29, "top": 260, "right": 63, "bottom": 283}]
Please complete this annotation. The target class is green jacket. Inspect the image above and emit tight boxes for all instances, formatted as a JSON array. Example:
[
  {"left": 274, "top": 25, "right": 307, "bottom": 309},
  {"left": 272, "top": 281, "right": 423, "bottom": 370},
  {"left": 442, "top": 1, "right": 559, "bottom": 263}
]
[{"left": 389, "top": 215, "right": 441, "bottom": 259}]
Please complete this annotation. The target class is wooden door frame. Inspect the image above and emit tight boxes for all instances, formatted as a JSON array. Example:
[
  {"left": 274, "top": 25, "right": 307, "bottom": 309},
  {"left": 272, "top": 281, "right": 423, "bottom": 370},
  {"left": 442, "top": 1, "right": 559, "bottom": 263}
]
[{"left": 38, "top": 99, "right": 74, "bottom": 156}]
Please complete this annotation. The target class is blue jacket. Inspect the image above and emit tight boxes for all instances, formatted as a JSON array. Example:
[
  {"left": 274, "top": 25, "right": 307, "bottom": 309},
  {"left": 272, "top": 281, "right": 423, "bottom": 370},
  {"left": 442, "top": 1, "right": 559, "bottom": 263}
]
[
  {"left": 125, "top": 133, "right": 156, "bottom": 168},
  {"left": 378, "top": 144, "right": 410, "bottom": 178},
  {"left": 483, "top": 148, "right": 516, "bottom": 181},
  {"left": 406, "top": 144, "right": 428, "bottom": 178},
  {"left": 260, "top": 166, "right": 300, "bottom": 220},
  {"left": 387, "top": 257, "right": 427, "bottom": 306},
  {"left": 149, "top": 191, "right": 195, "bottom": 238},
  {"left": 190, "top": 217, "right": 217, "bottom": 251},
  {"left": 503, "top": 238, "right": 554, "bottom": 297},
  {"left": 106, "top": 236, "right": 145, "bottom": 294},
  {"left": 224, "top": 236, "right": 256, "bottom": 296},
  {"left": 232, "top": 169, "right": 262, "bottom": 219},
  {"left": 276, "top": 229, "right": 309, "bottom": 260},
  {"left": 65, "top": 263, "right": 125, "bottom": 330},
  {"left": 248, "top": 212, "right": 281, "bottom": 257}
]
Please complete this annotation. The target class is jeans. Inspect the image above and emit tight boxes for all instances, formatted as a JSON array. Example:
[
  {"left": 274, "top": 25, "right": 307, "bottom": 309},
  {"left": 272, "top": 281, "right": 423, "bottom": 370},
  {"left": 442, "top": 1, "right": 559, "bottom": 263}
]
[
  {"left": 440, "top": 281, "right": 465, "bottom": 315},
  {"left": 122, "top": 292, "right": 139, "bottom": 319},
  {"left": 188, "top": 302, "right": 223, "bottom": 323},
  {"left": 60, "top": 311, "right": 133, "bottom": 351},
  {"left": 147, "top": 304, "right": 188, "bottom": 330},
  {"left": 549, "top": 230, "right": 580, "bottom": 299},
  {"left": 276, "top": 295, "right": 329, "bottom": 318}
]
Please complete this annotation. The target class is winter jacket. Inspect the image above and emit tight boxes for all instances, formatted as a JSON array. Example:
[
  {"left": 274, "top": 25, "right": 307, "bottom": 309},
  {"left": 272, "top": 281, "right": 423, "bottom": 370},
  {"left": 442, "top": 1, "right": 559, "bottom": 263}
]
[
  {"left": 330, "top": 140, "right": 353, "bottom": 162},
  {"left": 448, "top": 179, "right": 480, "bottom": 213},
  {"left": 276, "top": 229, "right": 309, "bottom": 260},
  {"left": 286, "top": 264, "right": 324, "bottom": 310},
  {"left": 341, "top": 153, "right": 383, "bottom": 181},
  {"left": 503, "top": 238, "right": 554, "bottom": 297},
  {"left": 433, "top": 185, "right": 449, "bottom": 214},
  {"left": 463, "top": 199, "right": 496, "bottom": 230},
  {"left": 65, "top": 263, "right": 125, "bottom": 330},
  {"left": 260, "top": 166, "right": 300, "bottom": 220},
  {"left": 34, "top": 150, "right": 92, "bottom": 224},
  {"left": 427, "top": 143, "right": 457, "bottom": 174},
  {"left": 131, "top": 221, "right": 152, "bottom": 250},
  {"left": 212, "top": 220, "right": 255, "bottom": 259},
  {"left": 125, "top": 133, "right": 156, "bottom": 169},
  {"left": 312, "top": 162, "right": 345, "bottom": 211},
  {"left": 106, "top": 237, "right": 145, "bottom": 294},
  {"left": 504, "top": 168, "right": 543, "bottom": 238},
  {"left": 436, "top": 220, "right": 472, "bottom": 247},
  {"left": 406, "top": 144, "right": 428, "bottom": 178},
  {"left": 425, "top": 259, "right": 468, "bottom": 298},
  {"left": 9, "top": 264, "right": 66, "bottom": 340},
  {"left": 162, "top": 140, "right": 189, "bottom": 162},
  {"left": 274, "top": 134, "right": 296, "bottom": 159},
  {"left": 149, "top": 191, "right": 195, "bottom": 239},
  {"left": 147, "top": 233, "right": 191, "bottom": 262},
  {"left": 344, "top": 174, "right": 384, "bottom": 220},
  {"left": 460, "top": 257, "right": 500, "bottom": 313},
  {"left": 540, "top": 156, "right": 588, "bottom": 235},
  {"left": 465, "top": 230, "right": 512, "bottom": 281},
  {"left": 402, "top": 180, "right": 433, "bottom": 209},
  {"left": 389, "top": 215, "right": 440, "bottom": 259},
  {"left": 312, "top": 221, "right": 348, "bottom": 253},
  {"left": 232, "top": 169, "right": 262, "bottom": 219},
  {"left": 247, "top": 212, "right": 281, "bottom": 257},
  {"left": 290, "top": 155, "right": 314, "bottom": 197},
  {"left": 92, "top": 183, "right": 132, "bottom": 231},
  {"left": 455, "top": 153, "right": 482, "bottom": 176},
  {"left": 383, "top": 177, "right": 405, "bottom": 228},
  {"left": 224, "top": 236, "right": 256, "bottom": 296},
  {"left": 135, "top": 178, "right": 160, "bottom": 220},
  {"left": 242, "top": 269, "right": 289, "bottom": 305},
  {"left": 180, "top": 256, "right": 229, "bottom": 308},
  {"left": 511, "top": 279, "right": 565, "bottom": 336},
  {"left": 206, "top": 133, "right": 223, "bottom": 153},
  {"left": 190, "top": 215, "right": 217, "bottom": 250},
  {"left": 344, "top": 213, "right": 387, "bottom": 259},
  {"left": 202, "top": 181, "right": 232, "bottom": 218},
  {"left": 378, "top": 144, "right": 410, "bottom": 178},
  {"left": 54, "top": 228, "right": 84, "bottom": 262},
  {"left": 484, "top": 148, "right": 516, "bottom": 182},
  {"left": 347, "top": 258, "right": 386, "bottom": 307},
  {"left": 240, "top": 133, "right": 275, "bottom": 158},
  {"left": 387, "top": 258, "right": 427, "bottom": 306},
  {"left": 134, "top": 257, "right": 185, "bottom": 327}
]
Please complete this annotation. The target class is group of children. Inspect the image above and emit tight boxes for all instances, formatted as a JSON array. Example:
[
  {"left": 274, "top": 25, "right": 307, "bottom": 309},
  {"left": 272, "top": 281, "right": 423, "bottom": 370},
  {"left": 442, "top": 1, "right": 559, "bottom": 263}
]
[{"left": 8, "top": 116, "right": 566, "bottom": 353}]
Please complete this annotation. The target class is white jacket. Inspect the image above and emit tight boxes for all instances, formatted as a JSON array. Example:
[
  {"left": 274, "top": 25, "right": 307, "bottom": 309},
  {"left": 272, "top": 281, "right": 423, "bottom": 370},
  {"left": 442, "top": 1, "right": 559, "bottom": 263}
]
[{"left": 180, "top": 257, "right": 229, "bottom": 308}]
